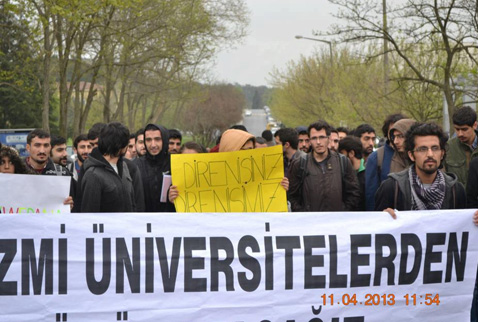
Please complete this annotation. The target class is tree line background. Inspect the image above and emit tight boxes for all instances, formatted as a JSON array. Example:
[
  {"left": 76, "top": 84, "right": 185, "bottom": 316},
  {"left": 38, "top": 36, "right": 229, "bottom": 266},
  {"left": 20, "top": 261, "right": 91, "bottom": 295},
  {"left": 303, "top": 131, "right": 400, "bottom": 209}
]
[
  {"left": 271, "top": 0, "right": 478, "bottom": 132},
  {"left": 1, "top": 0, "right": 477, "bottom": 146}
]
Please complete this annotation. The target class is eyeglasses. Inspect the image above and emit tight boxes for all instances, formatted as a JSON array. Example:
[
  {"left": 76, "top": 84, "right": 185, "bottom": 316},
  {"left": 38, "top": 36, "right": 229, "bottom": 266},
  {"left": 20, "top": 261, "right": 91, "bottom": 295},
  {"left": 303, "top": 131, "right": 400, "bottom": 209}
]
[
  {"left": 414, "top": 146, "right": 441, "bottom": 154},
  {"left": 310, "top": 136, "right": 329, "bottom": 141}
]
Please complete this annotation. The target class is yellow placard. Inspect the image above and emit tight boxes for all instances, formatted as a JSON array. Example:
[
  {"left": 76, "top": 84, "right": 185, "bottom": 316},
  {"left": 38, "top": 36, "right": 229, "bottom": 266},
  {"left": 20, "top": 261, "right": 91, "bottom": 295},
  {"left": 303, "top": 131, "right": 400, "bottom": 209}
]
[{"left": 171, "top": 145, "right": 287, "bottom": 212}]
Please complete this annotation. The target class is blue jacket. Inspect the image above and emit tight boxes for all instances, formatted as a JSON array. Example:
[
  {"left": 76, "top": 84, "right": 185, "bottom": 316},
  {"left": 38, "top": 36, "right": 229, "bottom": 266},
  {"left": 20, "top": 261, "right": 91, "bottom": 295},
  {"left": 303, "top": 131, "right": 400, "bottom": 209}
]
[{"left": 365, "top": 143, "right": 395, "bottom": 210}]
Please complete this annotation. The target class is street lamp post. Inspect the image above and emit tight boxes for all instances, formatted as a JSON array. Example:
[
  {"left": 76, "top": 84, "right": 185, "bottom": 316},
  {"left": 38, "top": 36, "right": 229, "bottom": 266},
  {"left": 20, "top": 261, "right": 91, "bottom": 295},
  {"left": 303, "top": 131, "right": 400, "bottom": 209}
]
[{"left": 295, "top": 35, "right": 333, "bottom": 64}]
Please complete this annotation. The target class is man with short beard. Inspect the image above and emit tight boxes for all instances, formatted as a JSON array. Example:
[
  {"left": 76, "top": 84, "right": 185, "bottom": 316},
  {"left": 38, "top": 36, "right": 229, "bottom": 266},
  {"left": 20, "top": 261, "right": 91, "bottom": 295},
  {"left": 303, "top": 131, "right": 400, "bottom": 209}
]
[
  {"left": 444, "top": 106, "right": 478, "bottom": 186},
  {"left": 375, "top": 122, "right": 466, "bottom": 214},
  {"left": 168, "top": 129, "right": 182, "bottom": 154},
  {"left": 353, "top": 123, "right": 376, "bottom": 163},
  {"left": 24, "top": 129, "right": 68, "bottom": 176},
  {"left": 50, "top": 136, "right": 69, "bottom": 167},
  {"left": 135, "top": 128, "right": 146, "bottom": 157},
  {"left": 134, "top": 124, "right": 175, "bottom": 212},
  {"left": 24, "top": 129, "right": 73, "bottom": 208},
  {"left": 67, "top": 134, "right": 92, "bottom": 182}
]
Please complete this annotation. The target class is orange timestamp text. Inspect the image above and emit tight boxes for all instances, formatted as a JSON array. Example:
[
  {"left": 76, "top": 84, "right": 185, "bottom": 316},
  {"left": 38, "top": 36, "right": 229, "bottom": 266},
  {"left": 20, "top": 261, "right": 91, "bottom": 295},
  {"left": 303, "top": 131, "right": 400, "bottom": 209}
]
[{"left": 321, "top": 293, "right": 440, "bottom": 306}]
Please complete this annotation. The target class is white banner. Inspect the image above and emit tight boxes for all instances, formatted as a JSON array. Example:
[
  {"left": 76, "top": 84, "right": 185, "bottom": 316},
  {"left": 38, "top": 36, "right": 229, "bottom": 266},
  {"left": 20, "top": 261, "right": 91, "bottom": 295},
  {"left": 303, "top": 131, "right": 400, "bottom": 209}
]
[
  {"left": 0, "top": 210, "right": 476, "bottom": 321},
  {"left": 0, "top": 173, "right": 70, "bottom": 214}
]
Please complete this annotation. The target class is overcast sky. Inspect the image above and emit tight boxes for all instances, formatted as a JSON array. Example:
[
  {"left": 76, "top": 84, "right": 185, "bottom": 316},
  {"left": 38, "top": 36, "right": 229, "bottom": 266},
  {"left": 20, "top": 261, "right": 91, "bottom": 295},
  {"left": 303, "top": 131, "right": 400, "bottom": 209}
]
[{"left": 212, "top": 0, "right": 338, "bottom": 87}]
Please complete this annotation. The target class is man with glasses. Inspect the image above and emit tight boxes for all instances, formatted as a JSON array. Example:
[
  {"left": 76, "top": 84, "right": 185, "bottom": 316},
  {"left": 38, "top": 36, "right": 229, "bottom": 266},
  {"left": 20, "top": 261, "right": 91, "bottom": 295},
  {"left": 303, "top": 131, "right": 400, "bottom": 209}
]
[
  {"left": 375, "top": 122, "right": 466, "bottom": 214},
  {"left": 288, "top": 120, "right": 360, "bottom": 212}
]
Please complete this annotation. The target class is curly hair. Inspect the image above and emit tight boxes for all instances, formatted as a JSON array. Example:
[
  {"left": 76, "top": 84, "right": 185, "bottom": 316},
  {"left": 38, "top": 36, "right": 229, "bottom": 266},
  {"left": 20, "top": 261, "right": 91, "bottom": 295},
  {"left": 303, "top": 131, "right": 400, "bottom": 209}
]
[
  {"left": 0, "top": 146, "right": 33, "bottom": 174},
  {"left": 405, "top": 122, "right": 448, "bottom": 154}
]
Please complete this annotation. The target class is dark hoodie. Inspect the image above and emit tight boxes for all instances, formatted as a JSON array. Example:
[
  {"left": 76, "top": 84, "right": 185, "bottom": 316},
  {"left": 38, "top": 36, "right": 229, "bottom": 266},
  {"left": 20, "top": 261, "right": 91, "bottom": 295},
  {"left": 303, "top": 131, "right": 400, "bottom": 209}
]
[
  {"left": 134, "top": 124, "right": 176, "bottom": 212},
  {"left": 81, "top": 148, "right": 135, "bottom": 212}
]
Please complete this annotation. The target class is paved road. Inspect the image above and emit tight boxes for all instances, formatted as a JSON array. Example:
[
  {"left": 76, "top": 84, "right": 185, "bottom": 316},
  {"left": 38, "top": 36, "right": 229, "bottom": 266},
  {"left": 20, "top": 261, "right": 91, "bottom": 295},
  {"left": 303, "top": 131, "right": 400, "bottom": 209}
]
[{"left": 242, "top": 109, "right": 267, "bottom": 137}]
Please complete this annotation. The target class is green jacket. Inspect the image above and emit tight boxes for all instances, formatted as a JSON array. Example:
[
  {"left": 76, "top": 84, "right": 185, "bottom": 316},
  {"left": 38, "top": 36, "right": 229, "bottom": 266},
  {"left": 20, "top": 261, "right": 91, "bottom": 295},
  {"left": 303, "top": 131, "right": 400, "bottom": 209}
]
[{"left": 444, "top": 130, "right": 478, "bottom": 186}]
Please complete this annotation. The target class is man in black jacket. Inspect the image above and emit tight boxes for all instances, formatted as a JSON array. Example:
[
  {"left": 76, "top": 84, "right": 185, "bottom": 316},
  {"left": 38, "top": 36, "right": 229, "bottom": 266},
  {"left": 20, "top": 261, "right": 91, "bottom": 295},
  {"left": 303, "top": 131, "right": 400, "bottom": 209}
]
[
  {"left": 134, "top": 124, "right": 175, "bottom": 212},
  {"left": 81, "top": 122, "right": 135, "bottom": 212},
  {"left": 375, "top": 122, "right": 466, "bottom": 215}
]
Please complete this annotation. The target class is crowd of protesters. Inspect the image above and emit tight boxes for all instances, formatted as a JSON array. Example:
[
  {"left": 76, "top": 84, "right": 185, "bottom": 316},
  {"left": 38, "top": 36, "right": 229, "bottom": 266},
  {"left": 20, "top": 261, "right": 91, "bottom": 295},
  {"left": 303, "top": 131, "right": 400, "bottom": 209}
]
[
  {"left": 2, "top": 107, "right": 478, "bottom": 319},
  {"left": 2, "top": 107, "right": 478, "bottom": 217}
]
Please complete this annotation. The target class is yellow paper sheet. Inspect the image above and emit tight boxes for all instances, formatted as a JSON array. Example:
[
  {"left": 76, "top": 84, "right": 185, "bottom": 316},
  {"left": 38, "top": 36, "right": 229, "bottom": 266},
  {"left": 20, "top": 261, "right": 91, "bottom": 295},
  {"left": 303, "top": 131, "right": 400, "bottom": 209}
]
[{"left": 171, "top": 145, "right": 287, "bottom": 212}]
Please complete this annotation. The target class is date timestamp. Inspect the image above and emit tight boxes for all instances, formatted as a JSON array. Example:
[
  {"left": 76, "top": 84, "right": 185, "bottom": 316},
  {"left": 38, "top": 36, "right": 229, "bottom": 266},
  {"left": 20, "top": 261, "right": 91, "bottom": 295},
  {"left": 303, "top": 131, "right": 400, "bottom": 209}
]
[{"left": 321, "top": 293, "right": 440, "bottom": 306}]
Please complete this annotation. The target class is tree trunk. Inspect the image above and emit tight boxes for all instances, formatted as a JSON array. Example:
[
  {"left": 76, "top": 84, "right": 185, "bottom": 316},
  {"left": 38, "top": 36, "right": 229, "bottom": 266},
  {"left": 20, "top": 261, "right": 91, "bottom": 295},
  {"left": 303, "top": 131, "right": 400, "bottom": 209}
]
[{"left": 41, "top": 22, "right": 53, "bottom": 132}]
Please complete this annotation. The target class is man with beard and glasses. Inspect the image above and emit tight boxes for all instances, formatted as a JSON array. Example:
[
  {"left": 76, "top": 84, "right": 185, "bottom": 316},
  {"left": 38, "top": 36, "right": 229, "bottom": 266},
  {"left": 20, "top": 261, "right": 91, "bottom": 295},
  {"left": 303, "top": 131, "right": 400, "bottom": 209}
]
[{"left": 375, "top": 122, "right": 466, "bottom": 214}]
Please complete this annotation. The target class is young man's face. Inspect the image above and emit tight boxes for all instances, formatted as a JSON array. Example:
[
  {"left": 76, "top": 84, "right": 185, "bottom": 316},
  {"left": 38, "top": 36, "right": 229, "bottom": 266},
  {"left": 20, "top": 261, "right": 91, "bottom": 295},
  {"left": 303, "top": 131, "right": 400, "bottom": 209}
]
[
  {"left": 360, "top": 131, "right": 376, "bottom": 156},
  {"left": 168, "top": 138, "right": 181, "bottom": 154},
  {"left": 125, "top": 138, "right": 137, "bottom": 159},
  {"left": 408, "top": 135, "right": 444, "bottom": 175},
  {"left": 27, "top": 137, "right": 51, "bottom": 165},
  {"left": 51, "top": 143, "right": 68, "bottom": 166},
  {"left": 453, "top": 122, "right": 477, "bottom": 146},
  {"left": 298, "top": 134, "right": 310, "bottom": 153},
  {"left": 328, "top": 132, "right": 340, "bottom": 151},
  {"left": 145, "top": 130, "right": 162, "bottom": 156},
  {"left": 392, "top": 129, "right": 406, "bottom": 152},
  {"left": 75, "top": 140, "right": 92, "bottom": 163},
  {"left": 135, "top": 134, "right": 146, "bottom": 156},
  {"left": 309, "top": 128, "right": 329, "bottom": 157}
]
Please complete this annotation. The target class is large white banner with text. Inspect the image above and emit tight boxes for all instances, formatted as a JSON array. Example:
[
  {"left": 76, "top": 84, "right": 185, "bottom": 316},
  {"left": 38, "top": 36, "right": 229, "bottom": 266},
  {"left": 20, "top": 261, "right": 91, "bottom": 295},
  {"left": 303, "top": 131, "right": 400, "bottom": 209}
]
[{"left": 0, "top": 210, "right": 476, "bottom": 321}]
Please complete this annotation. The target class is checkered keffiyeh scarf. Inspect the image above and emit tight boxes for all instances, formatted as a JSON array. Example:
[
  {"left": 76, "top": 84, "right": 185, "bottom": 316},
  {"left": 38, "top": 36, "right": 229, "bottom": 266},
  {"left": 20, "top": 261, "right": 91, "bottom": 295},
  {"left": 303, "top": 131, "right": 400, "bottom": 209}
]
[{"left": 408, "top": 167, "right": 445, "bottom": 210}]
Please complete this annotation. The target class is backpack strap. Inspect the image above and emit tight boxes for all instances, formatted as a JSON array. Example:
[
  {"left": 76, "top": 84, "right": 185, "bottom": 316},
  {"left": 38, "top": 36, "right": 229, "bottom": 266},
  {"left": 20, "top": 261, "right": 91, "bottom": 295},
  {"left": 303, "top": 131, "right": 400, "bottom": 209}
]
[
  {"left": 297, "top": 153, "right": 309, "bottom": 208},
  {"left": 338, "top": 153, "right": 348, "bottom": 181},
  {"left": 394, "top": 180, "right": 399, "bottom": 209},
  {"left": 299, "top": 153, "right": 309, "bottom": 188},
  {"left": 377, "top": 146, "right": 385, "bottom": 180}
]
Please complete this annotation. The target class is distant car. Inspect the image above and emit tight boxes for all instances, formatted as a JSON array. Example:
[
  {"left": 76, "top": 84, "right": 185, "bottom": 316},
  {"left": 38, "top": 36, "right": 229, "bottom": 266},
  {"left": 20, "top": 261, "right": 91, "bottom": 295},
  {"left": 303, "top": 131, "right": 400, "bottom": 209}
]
[
  {"left": 267, "top": 116, "right": 275, "bottom": 123},
  {"left": 245, "top": 109, "right": 252, "bottom": 116}
]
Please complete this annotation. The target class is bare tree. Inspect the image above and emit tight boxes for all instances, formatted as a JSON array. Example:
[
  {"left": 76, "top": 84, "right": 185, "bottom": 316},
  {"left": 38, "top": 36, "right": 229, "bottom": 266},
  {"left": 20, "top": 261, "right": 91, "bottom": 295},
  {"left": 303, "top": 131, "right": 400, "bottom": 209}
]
[{"left": 326, "top": 0, "right": 478, "bottom": 127}]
